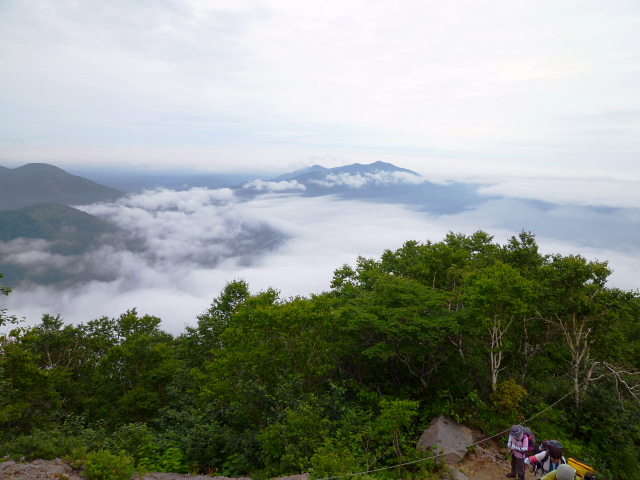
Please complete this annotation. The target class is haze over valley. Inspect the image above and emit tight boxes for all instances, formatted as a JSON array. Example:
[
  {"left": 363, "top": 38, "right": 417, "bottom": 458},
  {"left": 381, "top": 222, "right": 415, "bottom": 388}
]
[{"left": 1, "top": 161, "right": 638, "bottom": 333}]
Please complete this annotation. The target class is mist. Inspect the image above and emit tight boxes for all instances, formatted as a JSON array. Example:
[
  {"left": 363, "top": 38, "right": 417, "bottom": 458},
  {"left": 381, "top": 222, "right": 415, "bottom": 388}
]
[{"left": 2, "top": 182, "right": 639, "bottom": 334}]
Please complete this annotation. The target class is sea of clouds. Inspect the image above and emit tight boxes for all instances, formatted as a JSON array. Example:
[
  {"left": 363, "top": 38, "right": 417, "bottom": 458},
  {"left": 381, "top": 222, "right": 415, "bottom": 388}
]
[{"left": 2, "top": 176, "right": 639, "bottom": 334}]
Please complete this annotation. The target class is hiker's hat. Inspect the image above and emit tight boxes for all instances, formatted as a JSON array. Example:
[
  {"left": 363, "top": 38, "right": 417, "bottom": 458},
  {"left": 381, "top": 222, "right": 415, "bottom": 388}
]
[
  {"left": 556, "top": 464, "right": 577, "bottom": 480},
  {"left": 510, "top": 424, "right": 524, "bottom": 437}
]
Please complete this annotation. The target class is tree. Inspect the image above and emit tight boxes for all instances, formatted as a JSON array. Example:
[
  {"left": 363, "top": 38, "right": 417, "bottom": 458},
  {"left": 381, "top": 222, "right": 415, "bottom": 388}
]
[
  {"left": 201, "top": 288, "right": 340, "bottom": 425},
  {"left": 0, "top": 273, "right": 19, "bottom": 329},
  {"left": 465, "top": 262, "right": 534, "bottom": 391},
  {"left": 89, "top": 310, "right": 180, "bottom": 424},
  {"left": 179, "top": 280, "right": 250, "bottom": 367},
  {"left": 334, "top": 271, "right": 460, "bottom": 392},
  {"left": 540, "top": 255, "right": 626, "bottom": 406}
]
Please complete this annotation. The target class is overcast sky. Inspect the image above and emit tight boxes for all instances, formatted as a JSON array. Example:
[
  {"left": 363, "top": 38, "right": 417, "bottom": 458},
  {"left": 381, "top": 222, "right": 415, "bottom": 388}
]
[
  {"left": 1, "top": 0, "right": 639, "bottom": 184},
  {"left": 2, "top": 1, "right": 639, "bottom": 331}
]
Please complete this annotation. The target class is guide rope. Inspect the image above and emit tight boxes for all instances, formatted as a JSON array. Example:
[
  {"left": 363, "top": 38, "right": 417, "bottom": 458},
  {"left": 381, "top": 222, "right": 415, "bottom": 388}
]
[{"left": 315, "top": 389, "right": 574, "bottom": 480}]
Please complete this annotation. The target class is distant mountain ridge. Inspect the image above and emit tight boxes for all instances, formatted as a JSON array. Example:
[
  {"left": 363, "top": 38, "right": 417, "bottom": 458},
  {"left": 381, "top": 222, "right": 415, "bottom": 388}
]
[
  {"left": 271, "top": 161, "right": 420, "bottom": 183},
  {"left": 0, "top": 163, "right": 124, "bottom": 211},
  {"left": 241, "top": 160, "right": 483, "bottom": 213}
]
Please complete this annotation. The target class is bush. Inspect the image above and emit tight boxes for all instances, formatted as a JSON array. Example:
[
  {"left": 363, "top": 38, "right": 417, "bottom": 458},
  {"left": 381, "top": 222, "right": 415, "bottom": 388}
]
[
  {"left": 258, "top": 400, "right": 330, "bottom": 476},
  {"left": 82, "top": 450, "right": 135, "bottom": 480},
  {"left": 490, "top": 379, "right": 528, "bottom": 420},
  {"left": 0, "top": 428, "right": 85, "bottom": 460},
  {"left": 222, "top": 453, "right": 251, "bottom": 477}
]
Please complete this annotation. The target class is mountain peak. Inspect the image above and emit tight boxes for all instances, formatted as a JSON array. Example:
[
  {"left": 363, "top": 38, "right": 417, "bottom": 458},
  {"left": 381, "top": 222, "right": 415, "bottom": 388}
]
[
  {"left": 273, "top": 161, "right": 420, "bottom": 182},
  {"left": 15, "top": 163, "right": 67, "bottom": 172},
  {"left": 330, "top": 161, "right": 420, "bottom": 177},
  {"left": 0, "top": 163, "right": 124, "bottom": 211}
]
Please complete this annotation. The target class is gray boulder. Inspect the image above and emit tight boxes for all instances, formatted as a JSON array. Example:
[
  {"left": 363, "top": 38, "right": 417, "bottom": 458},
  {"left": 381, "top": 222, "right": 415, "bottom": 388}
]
[
  {"left": 416, "top": 415, "right": 473, "bottom": 464},
  {"left": 273, "top": 475, "right": 310, "bottom": 480},
  {"left": 0, "top": 458, "right": 85, "bottom": 480}
]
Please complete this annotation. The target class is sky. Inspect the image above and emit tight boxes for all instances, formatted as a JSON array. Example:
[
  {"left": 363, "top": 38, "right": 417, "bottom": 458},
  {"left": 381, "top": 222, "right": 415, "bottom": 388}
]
[{"left": 1, "top": 0, "right": 639, "bottom": 184}]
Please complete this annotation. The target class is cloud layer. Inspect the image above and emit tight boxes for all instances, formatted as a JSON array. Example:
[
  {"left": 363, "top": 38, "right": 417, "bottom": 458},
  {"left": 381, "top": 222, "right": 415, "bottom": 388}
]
[
  {"left": 2, "top": 186, "right": 638, "bottom": 334},
  {"left": 309, "top": 171, "right": 425, "bottom": 189}
]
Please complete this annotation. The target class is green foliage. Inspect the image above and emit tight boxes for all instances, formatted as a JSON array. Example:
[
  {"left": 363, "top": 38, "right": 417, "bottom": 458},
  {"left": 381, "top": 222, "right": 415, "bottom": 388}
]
[
  {"left": 490, "top": 379, "right": 528, "bottom": 419},
  {"left": 81, "top": 449, "right": 135, "bottom": 480},
  {"left": 222, "top": 453, "right": 252, "bottom": 477},
  {"left": 425, "top": 390, "right": 486, "bottom": 425},
  {"left": 157, "top": 446, "right": 187, "bottom": 473},
  {"left": 0, "top": 428, "right": 87, "bottom": 460},
  {"left": 103, "top": 422, "right": 188, "bottom": 473},
  {"left": 1, "top": 232, "right": 639, "bottom": 479},
  {"left": 310, "top": 442, "right": 367, "bottom": 479},
  {"left": 373, "top": 399, "right": 420, "bottom": 459},
  {"left": 259, "top": 399, "right": 331, "bottom": 476},
  {"left": 107, "top": 423, "right": 158, "bottom": 467}
]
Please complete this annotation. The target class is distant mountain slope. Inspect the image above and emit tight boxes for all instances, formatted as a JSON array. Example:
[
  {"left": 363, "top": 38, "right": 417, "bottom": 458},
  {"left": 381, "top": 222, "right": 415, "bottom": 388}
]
[
  {"left": 242, "top": 161, "right": 485, "bottom": 213},
  {"left": 0, "top": 163, "right": 124, "bottom": 210},
  {"left": 271, "top": 164, "right": 330, "bottom": 182},
  {"left": 0, "top": 203, "right": 124, "bottom": 286},
  {"left": 0, "top": 203, "right": 115, "bottom": 247},
  {"left": 272, "top": 161, "right": 419, "bottom": 184}
]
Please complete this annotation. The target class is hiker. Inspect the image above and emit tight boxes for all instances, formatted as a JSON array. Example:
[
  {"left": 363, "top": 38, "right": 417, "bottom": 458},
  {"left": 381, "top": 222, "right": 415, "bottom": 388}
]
[
  {"left": 540, "top": 463, "right": 576, "bottom": 480},
  {"left": 506, "top": 424, "right": 529, "bottom": 479},
  {"left": 525, "top": 440, "right": 566, "bottom": 478},
  {"left": 523, "top": 427, "right": 537, "bottom": 455}
]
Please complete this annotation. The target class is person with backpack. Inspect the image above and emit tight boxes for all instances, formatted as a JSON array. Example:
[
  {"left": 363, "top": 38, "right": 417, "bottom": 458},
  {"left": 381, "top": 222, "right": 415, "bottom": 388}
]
[
  {"left": 523, "top": 427, "right": 537, "bottom": 455},
  {"left": 506, "top": 424, "right": 529, "bottom": 479},
  {"left": 540, "top": 463, "right": 576, "bottom": 480},
  {"left": 524, "top": 439, "right": 566, "bottom": 478}
]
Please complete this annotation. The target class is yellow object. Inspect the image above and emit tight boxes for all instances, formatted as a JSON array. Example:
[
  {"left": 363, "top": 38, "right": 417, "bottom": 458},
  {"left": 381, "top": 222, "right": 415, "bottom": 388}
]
[{"left": 567, "top": 458, "right": 596, "bottom": 478}]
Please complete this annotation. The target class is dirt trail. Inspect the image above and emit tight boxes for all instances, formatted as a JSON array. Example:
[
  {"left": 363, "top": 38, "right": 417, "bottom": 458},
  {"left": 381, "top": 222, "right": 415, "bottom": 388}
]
[{"left": 454, "top": 442, "right": 517, "bottom": 480}]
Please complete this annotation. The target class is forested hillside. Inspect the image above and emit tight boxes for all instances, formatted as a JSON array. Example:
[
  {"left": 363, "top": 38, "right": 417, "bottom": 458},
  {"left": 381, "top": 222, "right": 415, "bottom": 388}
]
[{"left": 1, "top": 232, "right": 639, "bottom": 479}]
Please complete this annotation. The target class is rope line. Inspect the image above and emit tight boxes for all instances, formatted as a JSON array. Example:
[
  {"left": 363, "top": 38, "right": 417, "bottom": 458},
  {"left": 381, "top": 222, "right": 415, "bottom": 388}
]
[{"left": 316, "top": 390, "right": 574, "bottom": 480}]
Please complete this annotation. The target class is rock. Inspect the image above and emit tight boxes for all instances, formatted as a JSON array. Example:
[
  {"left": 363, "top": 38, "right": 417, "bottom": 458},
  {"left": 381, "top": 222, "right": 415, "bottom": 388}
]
[
  {"left": 447, "top": 466, "right": 469, "bottom": 480},
  {"left": 0, "top": 458, "right": 84, "bottom": 479},
  {"left": 273, "top": 474, "right": 310, "bottom": 480},
  {"left": 142, "top": 475, "right": 252, "bottom": 480},
  {"left": 416, "top": 415, "right": 474, "bottom": 464},
  {"left": 0, "top": 459, "right": 310, "bottom": 480}
]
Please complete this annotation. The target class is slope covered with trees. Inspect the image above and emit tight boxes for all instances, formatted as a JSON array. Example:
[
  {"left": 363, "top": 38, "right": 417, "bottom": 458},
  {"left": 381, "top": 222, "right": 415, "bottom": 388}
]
[{"left": 1, "top": 232, "right": 639, "bottom": 479}]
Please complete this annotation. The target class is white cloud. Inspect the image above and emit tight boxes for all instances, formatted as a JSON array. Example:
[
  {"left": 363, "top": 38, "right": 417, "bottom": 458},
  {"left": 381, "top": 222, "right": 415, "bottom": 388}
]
[
  {"left": 79, "top": 188, "right": 276, "bottom": 265},
  {"left": 0, "top": 238, "right": 51, "bottom": 255},
  {"left": 3, "top": 187, "right": 638, "bottom": 334},
  {"left": 242, "top": 179, "right": 306, "bottom": 192},
  {"left": 310, "top": 171, "right": 425, "bottom": 189},
  {"left": 477, "top": 177, "right": 640, "bottom": 209}
]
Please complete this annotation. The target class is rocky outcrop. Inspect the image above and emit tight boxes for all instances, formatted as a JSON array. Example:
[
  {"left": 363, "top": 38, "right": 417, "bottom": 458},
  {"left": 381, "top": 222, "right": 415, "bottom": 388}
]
[
  {"left": 142, "top": 476, "right": 252, "bottom": 480},
  {"left": 0, "top": 459, "right": 311, "bottom": 480},
  {"left": 416, "top": 415, "right": 474, "bottom": 464},
  {"left": 0, "top": 458, "right": 85, "bottom": 479},
  {"left": 272, "top": 475, "right": 310, "bottom": 480}
]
